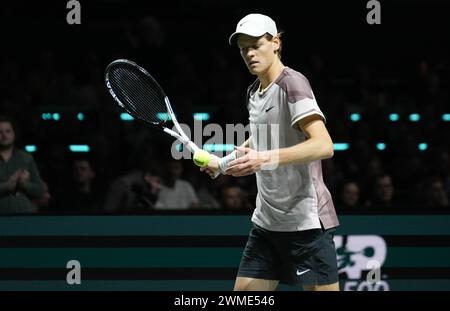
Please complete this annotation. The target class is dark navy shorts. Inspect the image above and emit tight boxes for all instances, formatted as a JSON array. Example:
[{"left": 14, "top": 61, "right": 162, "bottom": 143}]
[{"left": 237, "top": 223, "right": 339, "bottom": 287}]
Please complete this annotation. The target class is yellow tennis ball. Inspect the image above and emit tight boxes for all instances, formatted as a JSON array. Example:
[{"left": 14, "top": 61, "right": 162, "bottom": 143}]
[{"left": 193, "top": 150, "right": 211, "bottom": 167}]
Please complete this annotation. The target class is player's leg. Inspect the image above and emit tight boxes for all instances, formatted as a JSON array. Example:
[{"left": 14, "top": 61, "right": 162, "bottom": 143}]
[
  {"left": 303, "top": 282, "right": 339, "bottom": 291},
  {"left": 283, "top": 227, "right": 340, "bottom": 290},
  {"left": 234, "top": 277, "right": 279, "bottom": 291},
  {"left": 302, "top": 227, "right": 340, "bottom": 291},
  {"left": 235, "top": 224, "right": 281, "bottom": 291}
]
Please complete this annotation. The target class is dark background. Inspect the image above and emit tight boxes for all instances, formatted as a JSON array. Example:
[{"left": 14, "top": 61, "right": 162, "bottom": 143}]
[{"left": 1, "top": 0, "right": 449, "bottom": 213}]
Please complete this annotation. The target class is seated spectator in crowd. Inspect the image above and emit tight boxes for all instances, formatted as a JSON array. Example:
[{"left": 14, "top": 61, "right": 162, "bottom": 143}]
[
  {"left": 424, "top": 176, "right": 449, "bottom": 208},
  {"left": 54, "top": 157, "right": 102, "bottom": 212},
  {"left": 220, "top": 185, "right": 251, "bottom": 211},
  {"left": 360, "top": 156, "right": 385, "bottom": 193},
  {"left": 0, "top": 115, "right": 45, "bottom": 214},
  {"left": 154, "top": 160, "right": 199, "bottom": 210},
  {"left": 195, "top": 173, "right": 221, "bottom": 209},
  {"left": 103, "top": 164, "right": 162, "bottom": 211},
  {"left": 338, "top": 180, "right": 361, "bottom": 209},
  {"left": 365, "top": 173, "right": 397, "bottom": 208},
  {"left": 193, "top": 173, "right": 243, "bottom": 210},
  {"left": 322, "top": 157, "right": 344, "bottom": 198}
]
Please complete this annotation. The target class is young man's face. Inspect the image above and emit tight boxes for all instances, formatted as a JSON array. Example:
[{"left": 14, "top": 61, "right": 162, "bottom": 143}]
[
  {"left": 0, "top": 121, "right": 15, "bottom": 149},
  {"left": 375, "top": 176, "right": 394, "bottom": 203},
  {"left": 222, "top": 186, "right": 243, "bottom": 209},
  {"left": 237, "top": 34, "right": 279, "bottom": 75},
  {"left": 341, "top": 183, "right": 360, "bottom": 207},
  {"left": 73, "top": 160, "right": 95, "bottom": 184}
]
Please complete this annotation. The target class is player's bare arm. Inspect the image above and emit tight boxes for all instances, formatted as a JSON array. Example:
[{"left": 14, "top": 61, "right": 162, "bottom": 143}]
[{"left": 226, "top": 115, "right": 333, "bottom": 177}]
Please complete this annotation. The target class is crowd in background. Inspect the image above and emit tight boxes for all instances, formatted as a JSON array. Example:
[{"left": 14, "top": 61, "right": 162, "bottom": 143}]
[{"left": 1, "top": 2, "right": 449, "bottom": 214}]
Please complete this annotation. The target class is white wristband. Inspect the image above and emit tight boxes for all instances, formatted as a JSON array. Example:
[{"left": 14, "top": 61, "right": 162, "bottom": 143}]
[{"left": 218, "top": 150, "right": 237, "bottom": 173}]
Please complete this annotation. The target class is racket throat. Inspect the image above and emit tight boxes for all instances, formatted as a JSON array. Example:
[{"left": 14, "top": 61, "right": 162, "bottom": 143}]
[
  {"left": 186, "top": 141, "right": 200, "bottom": 154},
  {"left": 164, "top": 97, "right": 199, "bottom": 154}
]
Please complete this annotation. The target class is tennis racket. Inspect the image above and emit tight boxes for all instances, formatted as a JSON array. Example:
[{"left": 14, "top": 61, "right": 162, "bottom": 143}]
[{"left": 104, "top": 59, "right": 219, "bottom": 175}]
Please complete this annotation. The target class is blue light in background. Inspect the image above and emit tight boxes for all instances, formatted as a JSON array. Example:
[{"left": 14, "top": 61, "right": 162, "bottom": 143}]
[
  {"left": 409, "top": 113, "right": 421, "bottom": 122},
  {"left": 389, "top": 113, "right": 399, "bottom": 122},
  {"left": 156, "top": 112, "right": 168, "bottom": 121},
  {"left": 442, "top": 114, "right": 450, "bottom": 122},
  {"left": 69, "top": 145, "right": 90, "bottom": 152},
  {"left": 203, "top": 144, "right": 235, "bottom": 152},
  {"left": 120, "top": 113, "right": 134, "bottom": 121},
  {"left": 418, "top": 143, "right": 428, "bottom": 151},
  {"left": 193, "top": 113, "right": 210, "bottom": 121},
  {"left": 25, "top": 145, "right": 37, "bottom": 153},
  {"left": 350, "top": 113, "right": 361, "bottom": 122},
  {"left": 41, "top": 113, "right": 52, "bottom": 120},
  {"left": 334, "top": 143, "right": 350, "bottom": 151},
  {"left": 376, "top": 143, "right": 386, "bottom": 151},
  {"left": 77, "top": 113, "right": 85, "bottom": 121},
  {"left": 52, "top": 113, "right": 60, "bottom": 121}
]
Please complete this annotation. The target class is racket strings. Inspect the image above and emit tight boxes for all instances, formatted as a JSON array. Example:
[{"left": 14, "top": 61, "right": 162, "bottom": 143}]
[
  {"left": 110, "top": 67, "right": 163, "bottom": 122},
  {"left": 108, "top": 66, "right": 168, "bottom": 124},
  {"left": 117, "top": 69, "right": 162, "bottom": 120}
]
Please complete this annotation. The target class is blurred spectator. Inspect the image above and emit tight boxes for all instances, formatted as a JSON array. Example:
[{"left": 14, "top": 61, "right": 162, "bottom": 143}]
[
  {"left": 195, "top": 173, "right": 221, "bottom": 209},
  {"left": 221, "top": 185, "right": 250, "bottom": 210},
  {"left": 423, "top": 177, "right": 449, "bottom": 208},
  {"left": 365, "top": 173, "right": 397, "bottom": 208},
  {"left": 427, "top": 150, "right": 450, "bottom": 181},
  {"left": 154, "top": 160, "right": 199, "bottom": 210},
  {"left": 54, "top": 158, "right": 102, "bottom": 212},
  {"left": 41, "top": 144, "right": 68, "bottom": 197},
  {"left": 103, "top": 164, "right": 162, "bottom": 211},
  {"left": 359, "top": 156, "right": 385, "bottom": 199},
  {"left": 338, "top": 180, "right": 360, "bottom": 209},
  {"left": 366, "top": 156, "right": 384, "bottom": 178},
  {"left": 414, "top": 60, "right": 441, "bottom": 102},
  {"left": 322, "top": 157, "right": 344, "bottom": 197},
  {"left": 0, "top": 115, "right": 45, "bottom": 213},
  {"left": 195, "top": 173, "right": 239, "bottom": 209}
]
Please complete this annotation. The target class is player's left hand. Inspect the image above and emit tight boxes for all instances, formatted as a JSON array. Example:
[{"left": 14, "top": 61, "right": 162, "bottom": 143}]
[
  {"left": 226, "top": 146, "right": 269, "bottom": 177},
  {"left": 200, "top": 153, "right": 221, "bottom": 178}
]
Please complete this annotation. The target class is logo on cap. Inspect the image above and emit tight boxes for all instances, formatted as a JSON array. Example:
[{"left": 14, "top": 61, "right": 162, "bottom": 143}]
[{"left": 239, "top": 21, "right": 249, "bottom": 27}]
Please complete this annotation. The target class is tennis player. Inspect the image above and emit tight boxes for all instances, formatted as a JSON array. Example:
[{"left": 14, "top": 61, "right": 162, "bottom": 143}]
[{"left": 203, "top": 13, "right": 340, "bottom": 291}]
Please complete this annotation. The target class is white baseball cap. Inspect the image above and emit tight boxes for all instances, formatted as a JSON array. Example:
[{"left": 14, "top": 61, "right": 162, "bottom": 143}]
[{"left": 228, "top": 13, "right": 278, "bottom": 46}]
